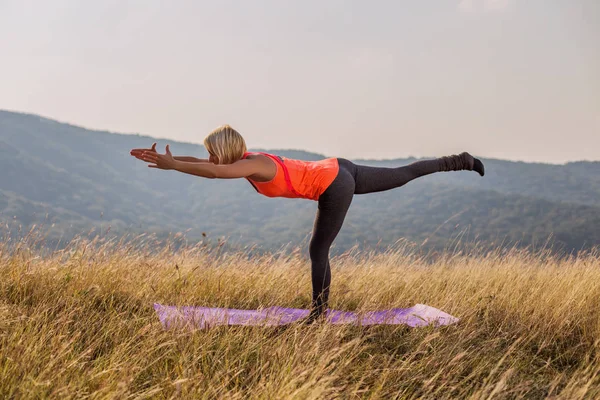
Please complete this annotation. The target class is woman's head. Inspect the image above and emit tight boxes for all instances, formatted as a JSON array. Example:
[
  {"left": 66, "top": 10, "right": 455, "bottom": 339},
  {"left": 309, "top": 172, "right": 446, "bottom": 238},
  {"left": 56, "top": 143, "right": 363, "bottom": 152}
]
[{"left": 203, "top": 125, "right": 247, "bottom": 164}]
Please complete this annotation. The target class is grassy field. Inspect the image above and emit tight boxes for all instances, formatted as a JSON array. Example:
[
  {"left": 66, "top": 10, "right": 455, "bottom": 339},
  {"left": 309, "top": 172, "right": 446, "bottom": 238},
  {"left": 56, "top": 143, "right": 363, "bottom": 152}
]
[{"left": 1, "top": 231, "right": 600, "bottom": 399}]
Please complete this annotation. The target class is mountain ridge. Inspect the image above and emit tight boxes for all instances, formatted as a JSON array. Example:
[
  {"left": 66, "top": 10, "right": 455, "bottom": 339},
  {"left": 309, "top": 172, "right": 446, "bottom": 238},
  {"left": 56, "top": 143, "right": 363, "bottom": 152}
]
[
  {"left": 1, "top": 109, "right": 598, "bottom": 255},
  {"left": 3, "top": 108, "right": 597, "bottom": 165}
]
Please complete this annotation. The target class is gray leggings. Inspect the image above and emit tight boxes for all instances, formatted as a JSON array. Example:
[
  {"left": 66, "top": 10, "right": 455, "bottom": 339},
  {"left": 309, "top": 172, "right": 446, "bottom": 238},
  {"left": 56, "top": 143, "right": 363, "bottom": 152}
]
[{"left": 309, "top": 154, "right": 475, "bottom": 316}]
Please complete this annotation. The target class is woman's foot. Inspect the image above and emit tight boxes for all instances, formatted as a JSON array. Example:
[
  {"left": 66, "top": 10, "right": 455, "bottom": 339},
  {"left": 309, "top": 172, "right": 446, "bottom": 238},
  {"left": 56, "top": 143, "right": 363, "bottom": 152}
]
[
  {"left": 439, "top": 152, "right": 485, "bottom": 177},
  {"left": 473, "top": 157, "right": 485, "bottom": 177}
]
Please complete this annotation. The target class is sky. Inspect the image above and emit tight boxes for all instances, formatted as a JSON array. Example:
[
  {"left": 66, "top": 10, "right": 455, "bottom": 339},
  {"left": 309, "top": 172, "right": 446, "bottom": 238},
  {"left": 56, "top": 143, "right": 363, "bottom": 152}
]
[{"left": 1, "top": 0, "right": 598, "bottom": 163}]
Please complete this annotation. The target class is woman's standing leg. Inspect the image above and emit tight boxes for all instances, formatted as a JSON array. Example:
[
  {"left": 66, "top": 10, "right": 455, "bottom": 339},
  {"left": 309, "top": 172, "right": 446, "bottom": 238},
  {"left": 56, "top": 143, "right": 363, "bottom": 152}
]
[{"left": 307, "top": 165, "right": 355, "bottom": 321}]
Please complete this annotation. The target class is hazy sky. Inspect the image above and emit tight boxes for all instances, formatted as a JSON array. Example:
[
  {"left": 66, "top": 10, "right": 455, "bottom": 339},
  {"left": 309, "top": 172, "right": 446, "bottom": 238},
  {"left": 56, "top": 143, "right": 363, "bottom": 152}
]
[{"left": 1, "top": 1, "right": 598, "bottom": 163}]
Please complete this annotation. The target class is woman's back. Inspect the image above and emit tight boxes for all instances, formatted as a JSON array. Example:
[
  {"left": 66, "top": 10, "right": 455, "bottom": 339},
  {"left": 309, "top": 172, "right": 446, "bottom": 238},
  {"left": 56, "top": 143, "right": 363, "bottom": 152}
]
[{"left": 243, "top": 152, "right": 339, "bottom": 201}]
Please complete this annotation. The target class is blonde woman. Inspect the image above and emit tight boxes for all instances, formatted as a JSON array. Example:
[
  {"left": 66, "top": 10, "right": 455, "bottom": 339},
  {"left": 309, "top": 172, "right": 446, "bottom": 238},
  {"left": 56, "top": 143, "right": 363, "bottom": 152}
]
[{"left": 130, "top": 125, "right": 485, "bottom": 323}]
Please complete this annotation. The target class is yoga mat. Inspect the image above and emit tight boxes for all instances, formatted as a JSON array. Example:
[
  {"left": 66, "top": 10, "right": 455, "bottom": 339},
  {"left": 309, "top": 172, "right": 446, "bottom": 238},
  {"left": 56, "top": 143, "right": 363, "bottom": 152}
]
[{"left": 153, "top": 303, "right": 459, "bottom": 329}]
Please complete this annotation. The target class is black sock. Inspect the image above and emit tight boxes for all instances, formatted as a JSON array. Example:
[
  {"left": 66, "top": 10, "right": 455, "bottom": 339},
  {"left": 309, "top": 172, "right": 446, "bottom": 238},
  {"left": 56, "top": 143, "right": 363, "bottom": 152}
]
[
  {"left": 473, "top": 157, "right": 485, "bottom": 176},
  {"left": 439, "top": 152, "right": 484, "bottom": 176}
]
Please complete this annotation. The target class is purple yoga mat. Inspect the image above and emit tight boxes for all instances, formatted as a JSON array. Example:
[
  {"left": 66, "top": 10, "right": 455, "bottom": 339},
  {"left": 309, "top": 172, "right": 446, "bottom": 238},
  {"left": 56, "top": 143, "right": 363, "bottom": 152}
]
[{"left": 153, "top": 303, "right": 459, "bottom": 329}]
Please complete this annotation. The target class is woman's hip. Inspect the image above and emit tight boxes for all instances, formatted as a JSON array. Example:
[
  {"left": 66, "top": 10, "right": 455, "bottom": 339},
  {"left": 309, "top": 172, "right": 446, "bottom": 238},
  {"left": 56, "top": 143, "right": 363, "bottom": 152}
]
[{"left": 318, "top": 158, "right": 356, "bottom": 204}]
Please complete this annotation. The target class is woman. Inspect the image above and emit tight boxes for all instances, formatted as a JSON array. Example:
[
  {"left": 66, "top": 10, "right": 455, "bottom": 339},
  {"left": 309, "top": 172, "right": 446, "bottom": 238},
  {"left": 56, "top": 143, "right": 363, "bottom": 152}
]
[{"left": 130, "top": 125, "right": 484, "bottom": 323}]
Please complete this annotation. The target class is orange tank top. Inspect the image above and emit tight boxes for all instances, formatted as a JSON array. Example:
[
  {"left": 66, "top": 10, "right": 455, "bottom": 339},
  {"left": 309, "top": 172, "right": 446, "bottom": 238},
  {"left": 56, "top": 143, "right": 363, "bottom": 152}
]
[{"left": 242, "top": 152, "right": 339, "bottom": 201}]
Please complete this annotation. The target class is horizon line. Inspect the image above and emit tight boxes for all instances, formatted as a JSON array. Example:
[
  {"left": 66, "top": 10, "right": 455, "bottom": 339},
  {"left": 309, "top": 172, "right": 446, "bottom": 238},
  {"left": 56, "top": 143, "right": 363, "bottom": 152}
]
[{"left": 1, "top": 107, "right": 597, "bottom": 166}]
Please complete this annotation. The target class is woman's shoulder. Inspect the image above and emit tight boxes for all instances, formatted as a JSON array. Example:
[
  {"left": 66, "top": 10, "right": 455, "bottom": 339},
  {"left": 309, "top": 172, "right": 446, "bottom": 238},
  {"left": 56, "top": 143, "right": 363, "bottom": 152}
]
[
  {"left": 243, "top": 152, "right": 286, "bottom": 163},
  {"left": 243, "top": 151, "right": 270, "bottom": 159},
  {"left": 241, "top": 152, "right": 280, "bottom": 182}
]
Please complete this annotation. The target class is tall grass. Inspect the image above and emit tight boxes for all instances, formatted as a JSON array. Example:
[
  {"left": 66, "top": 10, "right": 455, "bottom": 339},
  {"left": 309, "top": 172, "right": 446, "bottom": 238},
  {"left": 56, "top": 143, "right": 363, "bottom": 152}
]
[{"left": 1, "top": 228, "right": 599, "bottom": 399}]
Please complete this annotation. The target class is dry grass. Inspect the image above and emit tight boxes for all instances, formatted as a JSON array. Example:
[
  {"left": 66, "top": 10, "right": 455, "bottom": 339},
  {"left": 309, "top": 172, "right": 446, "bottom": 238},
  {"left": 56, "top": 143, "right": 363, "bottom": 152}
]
[{"left": 1, "top": 229, "right": 600, "bottom": 399}]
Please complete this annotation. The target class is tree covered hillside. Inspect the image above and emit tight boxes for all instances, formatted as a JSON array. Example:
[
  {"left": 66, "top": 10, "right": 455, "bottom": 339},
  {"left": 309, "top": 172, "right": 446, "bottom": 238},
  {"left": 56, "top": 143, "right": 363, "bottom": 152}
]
[{"left": 1, "top": 110, "right": 599, "bottom": 255}]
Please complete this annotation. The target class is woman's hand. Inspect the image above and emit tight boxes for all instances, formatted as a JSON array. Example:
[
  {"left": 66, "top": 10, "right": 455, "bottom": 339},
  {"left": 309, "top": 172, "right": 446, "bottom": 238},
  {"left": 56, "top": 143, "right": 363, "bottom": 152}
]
[
  {"left": 138, "top": 145, "right": 178, "bottom": 170},
  {"left": 130, "top": 143, "right": 157, "bottom": 162}
]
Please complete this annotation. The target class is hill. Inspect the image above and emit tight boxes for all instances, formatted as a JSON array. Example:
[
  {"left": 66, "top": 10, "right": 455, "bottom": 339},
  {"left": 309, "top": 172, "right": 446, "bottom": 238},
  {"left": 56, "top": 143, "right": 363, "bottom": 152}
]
[{"left": 0, "top": 109, "right": 599, "bottom": 255}]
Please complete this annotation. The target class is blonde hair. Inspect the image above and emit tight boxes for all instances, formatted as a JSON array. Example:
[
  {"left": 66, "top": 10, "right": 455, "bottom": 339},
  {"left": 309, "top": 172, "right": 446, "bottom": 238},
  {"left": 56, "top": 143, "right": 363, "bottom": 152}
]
[{"left": 203, "top": 125, "right": 247, "bottom": 164}]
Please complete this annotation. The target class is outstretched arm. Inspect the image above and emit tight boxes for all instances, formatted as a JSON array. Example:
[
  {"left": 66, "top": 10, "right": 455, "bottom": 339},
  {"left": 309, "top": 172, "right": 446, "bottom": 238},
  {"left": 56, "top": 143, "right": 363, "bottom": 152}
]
[
  {"left": 137, "top": 145, "right": 267, "bottom": 179},
  {"left": 174, "top": 159, "right": 262, "bottom": 179},
  {"left": 173, "top": 156, "right": 209, "bottom": 163}
]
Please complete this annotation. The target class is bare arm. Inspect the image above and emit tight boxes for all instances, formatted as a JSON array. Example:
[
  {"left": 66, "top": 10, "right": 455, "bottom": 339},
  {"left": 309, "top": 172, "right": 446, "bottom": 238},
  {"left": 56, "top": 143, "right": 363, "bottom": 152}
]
[
  {"left": 137, "top": 145, "right": 274, "bottom": 180},
  {"left": 173, "top": 156, "right": 209, "bottom": 163},
  {"left": 173, "top": 159, "right": 266, "bottom": 179}
]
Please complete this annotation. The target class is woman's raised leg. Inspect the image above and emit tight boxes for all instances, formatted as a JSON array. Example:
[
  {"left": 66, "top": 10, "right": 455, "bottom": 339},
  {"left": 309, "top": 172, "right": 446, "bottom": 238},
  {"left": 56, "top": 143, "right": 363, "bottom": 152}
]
[{"left": 340, "top": 152, "right": 484, "bottom": 195}]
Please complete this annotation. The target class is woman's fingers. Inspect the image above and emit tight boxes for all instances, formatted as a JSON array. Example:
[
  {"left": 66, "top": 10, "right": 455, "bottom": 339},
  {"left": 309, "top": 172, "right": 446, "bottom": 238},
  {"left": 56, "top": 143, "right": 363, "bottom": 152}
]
[
  {"left": 131, "top": 153, "right": 146, "bottom": 162},
  {"left": 134, "top": 155, "right": 154, "bottom": 163},
  {"left": 131, "top": 150, "right": 154, "bottom": 157},
  {"left": 130, "top": 143, "right": 158, "bottom": 155},
  {"left": 142, "top": 153, "right": 159, "bottom": 163},
  {"left": 143, "top": 151, "right": 158, "bottom": 159},
  {"left": 131, "top": 151, "right": 147, "bottom": 159},
  {"left": 130, "top": 144, "right": 163, "bottom": 168},
  {"left": 130, "top": 143, "right": 164, "bottom": 171},
  {"left": 142, "top": 157, "right": 157, "bottom": 164}
]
